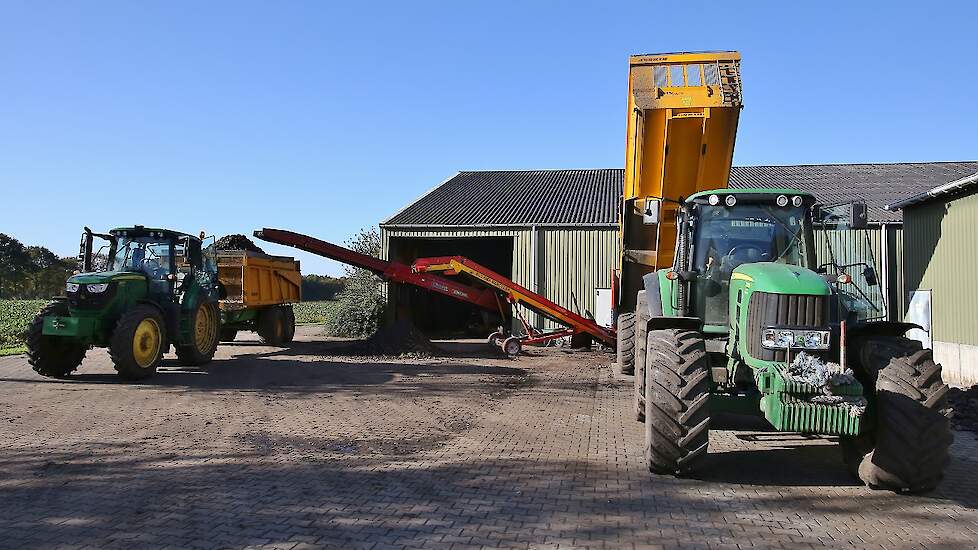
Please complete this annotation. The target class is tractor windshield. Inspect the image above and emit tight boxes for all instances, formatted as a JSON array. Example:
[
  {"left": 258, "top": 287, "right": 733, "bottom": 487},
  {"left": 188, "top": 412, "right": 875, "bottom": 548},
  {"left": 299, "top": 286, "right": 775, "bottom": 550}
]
[
  {"left": 690, "top": 203, "right": 811, "bottom": 326},
  {"left": 111, "top": 237, "right": 174, "bottom": 289}
]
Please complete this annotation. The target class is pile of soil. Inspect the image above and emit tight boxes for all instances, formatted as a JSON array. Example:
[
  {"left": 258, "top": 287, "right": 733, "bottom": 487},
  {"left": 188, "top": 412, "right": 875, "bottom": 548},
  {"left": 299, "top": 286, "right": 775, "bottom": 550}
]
[
  {"left": 948, "top": 385, "right": 978, "bottom": 435},
  {"left": 343, "top": 319, "right": 442, "bottom": 357},
  {"left": 215, "top": 234, "right": 265, "bottom": 254}
]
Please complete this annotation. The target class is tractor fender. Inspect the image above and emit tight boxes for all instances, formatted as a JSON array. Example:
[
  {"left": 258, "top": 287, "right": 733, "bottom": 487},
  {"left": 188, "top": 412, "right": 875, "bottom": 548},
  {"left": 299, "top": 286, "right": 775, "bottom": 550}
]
[
  {"left": 647, "top": 316, "right": 703, "bottom": 332},
  {"left": 846, "top": 320, "right": 923, "bottom": 340},
  {"left": 642, "top": 271, "right": 664, "bottom": 317}
]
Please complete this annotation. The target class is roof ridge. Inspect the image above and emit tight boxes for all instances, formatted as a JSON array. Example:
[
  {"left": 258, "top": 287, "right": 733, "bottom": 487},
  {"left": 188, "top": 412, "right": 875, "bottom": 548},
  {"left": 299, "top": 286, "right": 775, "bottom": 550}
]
[
  {"left": 457, "top": 168, "right": 622, "bottom": 174},
  {"left": 735, "top": 160, "right": 978, "bottom": 169}
]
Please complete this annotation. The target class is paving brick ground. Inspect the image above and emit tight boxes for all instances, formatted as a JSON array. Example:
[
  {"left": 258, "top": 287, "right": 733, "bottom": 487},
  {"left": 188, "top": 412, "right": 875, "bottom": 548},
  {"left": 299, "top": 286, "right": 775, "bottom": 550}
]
[{"left": 1, "top": 326, "right": 977, "bottom": 549}]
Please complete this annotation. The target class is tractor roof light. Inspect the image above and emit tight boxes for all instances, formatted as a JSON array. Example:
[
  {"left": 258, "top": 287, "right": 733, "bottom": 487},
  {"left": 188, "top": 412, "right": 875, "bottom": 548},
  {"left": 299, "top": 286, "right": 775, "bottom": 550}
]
[
  {"left": 776, "top": 195, "right": 789, "bottom": 207},
  {"left": 708, "top": 194, "right": 720, "bottom": 206},
  {"left": 666, "top": 270, "right": 680, "bottom": 281},
  {"left": 792, "top": 195, "right": 804, "bottom": 207},
  {"left": 837, "top": 273, "right": 852, "bottom": 284},
  {"left": 724, "top": 195, "right": 737, "bottom": 207}
]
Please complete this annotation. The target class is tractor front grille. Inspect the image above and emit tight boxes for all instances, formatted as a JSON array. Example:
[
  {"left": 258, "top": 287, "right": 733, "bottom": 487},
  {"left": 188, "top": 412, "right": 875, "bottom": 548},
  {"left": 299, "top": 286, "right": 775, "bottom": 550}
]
[{"left": 746, "top": 292, "right": 828, "bottom": 362}]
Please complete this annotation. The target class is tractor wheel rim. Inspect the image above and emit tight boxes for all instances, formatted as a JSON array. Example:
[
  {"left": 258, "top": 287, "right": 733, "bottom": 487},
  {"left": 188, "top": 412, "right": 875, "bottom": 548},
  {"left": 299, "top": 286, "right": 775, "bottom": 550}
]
[
  {"left": 133, "top": 318, "right": 161, "bottom": 368},
  {"left": 195, "top": 305, "right": 216, "bottom": 352}
]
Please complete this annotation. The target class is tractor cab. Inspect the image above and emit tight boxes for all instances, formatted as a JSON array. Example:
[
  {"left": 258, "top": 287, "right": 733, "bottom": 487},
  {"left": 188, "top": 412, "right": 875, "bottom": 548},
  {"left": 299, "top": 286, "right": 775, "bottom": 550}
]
[
  {"left": 77, "top": 226, "right": 217, "bottom": 305},
  {"left": 680, "top": 189, "right": 817, "bottom": 329}
]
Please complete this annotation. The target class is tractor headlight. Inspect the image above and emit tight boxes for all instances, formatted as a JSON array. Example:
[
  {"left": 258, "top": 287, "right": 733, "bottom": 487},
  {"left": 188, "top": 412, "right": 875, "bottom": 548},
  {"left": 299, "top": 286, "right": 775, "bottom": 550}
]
[
  {"left": 66, "top": 282, "right": 80, "bottom": 293},
  {"left": 87, "top": 283, "right": 109, "bottom": 293},
  {"left": 762, "top": 328, "right": 830, "bottom": 350}
]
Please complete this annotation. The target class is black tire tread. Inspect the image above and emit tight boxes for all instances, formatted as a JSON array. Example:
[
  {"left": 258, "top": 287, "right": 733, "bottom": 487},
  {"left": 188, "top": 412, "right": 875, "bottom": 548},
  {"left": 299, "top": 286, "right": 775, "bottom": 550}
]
[
  {"left": 257, "top": 307, "right": 287, "bottom": 346},
  {"left": 26, "top": 301, "right": 87, "bottom": 378},
  {"left": 633, "top": 291, "right": 649, "bottom": 421},
  {"left": 175, "top": 302, "right": 219, "bottom": 366},
  {"left": 645, "top": 329, "right": 710, "bottom": 475},
  {"left": 851, "top": 336, "right": 952, "bottom": 493},
  {"left": 617, "top": 313, "right": 636, "bottom": 375},
  {"left": 110, "top": 305, "right": 167, "bottom": 381}
]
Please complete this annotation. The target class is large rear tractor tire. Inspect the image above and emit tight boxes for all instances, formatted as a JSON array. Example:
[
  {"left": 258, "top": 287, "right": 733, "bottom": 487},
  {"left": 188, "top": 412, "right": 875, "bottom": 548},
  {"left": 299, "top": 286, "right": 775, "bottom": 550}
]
[
  {"left": 617, "top": 312, "right": 635, "bottom": 375},
  {"left": 633, "top": 291, "right": 649, "bottom": 421},
  {"left": 645, "top": 329, "right": 710, "bottom": 476},
  {"left": 257, "top": 307, "right": 288, "bottom": 346},
  {"left": 176, "top": 301, "right": 220, "bottom": 366},
  {"left": 26, "top": 301, "right": 87, "bottom": 378},
  {"left": 110, "top": 305, "right": 167, "bottom": 380},
  {"left": 843, "top": 336, "right": 952, "bottom": 493}
]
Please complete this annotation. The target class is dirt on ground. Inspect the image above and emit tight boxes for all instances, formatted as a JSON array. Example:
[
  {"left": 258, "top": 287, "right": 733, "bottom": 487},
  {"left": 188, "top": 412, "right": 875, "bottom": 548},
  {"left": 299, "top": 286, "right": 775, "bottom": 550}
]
[
  {"left": 339, "top": 319, "right": 445, "bottom": 358},
  {"left": 949, "top": 385, "right": 978, "bottom": 435}
]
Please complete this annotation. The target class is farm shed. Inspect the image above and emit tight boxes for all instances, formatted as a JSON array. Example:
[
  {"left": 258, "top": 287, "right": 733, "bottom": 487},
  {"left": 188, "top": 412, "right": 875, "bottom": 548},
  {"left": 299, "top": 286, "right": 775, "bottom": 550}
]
[
  {"left": 380, "top": 161, "right": 978, "bottom": 337},
  {"left": 887, "top": 171, "right": 978, "bottom": 386}
]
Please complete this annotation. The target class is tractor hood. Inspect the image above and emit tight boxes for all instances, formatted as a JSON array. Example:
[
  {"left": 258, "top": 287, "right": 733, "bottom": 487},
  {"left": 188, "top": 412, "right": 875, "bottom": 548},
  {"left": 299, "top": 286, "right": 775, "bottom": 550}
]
[
  {"left": 730, "top": 263, "right": 830, "bottom": 296},
  {"left": 68, "top": 271, "right": 147, "bottom": 285}
]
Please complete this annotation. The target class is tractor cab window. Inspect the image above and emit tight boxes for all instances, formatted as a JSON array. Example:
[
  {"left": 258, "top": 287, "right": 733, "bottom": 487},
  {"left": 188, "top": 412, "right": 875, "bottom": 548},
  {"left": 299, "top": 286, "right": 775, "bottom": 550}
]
[
  {"left": 689, "top": 203, "right": 810, "bottom": 326},
  {"left": 112, "top": 237, "right": 174, "bottom": 293}
]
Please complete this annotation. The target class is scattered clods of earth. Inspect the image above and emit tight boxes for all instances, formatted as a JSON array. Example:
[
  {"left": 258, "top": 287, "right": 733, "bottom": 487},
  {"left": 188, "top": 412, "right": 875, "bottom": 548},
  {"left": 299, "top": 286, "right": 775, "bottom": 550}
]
[
  {"left": 948, "top": 385, "right": 978, "bottom": 436},
  {"left": 214, "top": 234, "right": 265, "bottom": 254}
]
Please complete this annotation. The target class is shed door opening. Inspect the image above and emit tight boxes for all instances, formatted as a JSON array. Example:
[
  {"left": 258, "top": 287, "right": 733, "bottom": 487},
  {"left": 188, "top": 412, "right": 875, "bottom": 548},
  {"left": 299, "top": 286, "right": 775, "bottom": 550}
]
[{"left": 388, "top": 236, "right": 513, "bottom": 337}]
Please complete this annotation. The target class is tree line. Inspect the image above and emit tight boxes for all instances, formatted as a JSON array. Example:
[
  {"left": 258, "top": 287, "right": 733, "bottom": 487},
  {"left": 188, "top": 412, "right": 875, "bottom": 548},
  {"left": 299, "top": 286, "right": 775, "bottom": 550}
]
[
  {"left": 0, "top": 233, "right": 76, "bottom": 299},
  {"left": 0, "top": 232, "right": 349, "bottom": 301}
]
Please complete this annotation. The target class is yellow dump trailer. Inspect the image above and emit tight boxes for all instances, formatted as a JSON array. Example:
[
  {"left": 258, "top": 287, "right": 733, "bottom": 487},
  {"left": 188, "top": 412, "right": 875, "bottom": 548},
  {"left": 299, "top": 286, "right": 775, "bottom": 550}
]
[
  {"left": 217, "top": 251, "right": 302, "bottom": 345},
  {"left": 618, "top": 51, "right": 743, "bottom": 311}
]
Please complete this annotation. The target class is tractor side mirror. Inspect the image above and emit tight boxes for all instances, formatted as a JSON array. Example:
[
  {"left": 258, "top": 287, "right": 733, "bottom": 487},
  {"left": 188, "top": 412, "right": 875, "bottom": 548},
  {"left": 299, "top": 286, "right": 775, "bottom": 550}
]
[
  {"left": 643, "top": 198, "right": 661, "bottom": 225},
  {"left": 814, "top": 202, "right": 868, "bottom": 230},
  {"left": 863, "top": 266, "right": 879, "bottom": 286}
]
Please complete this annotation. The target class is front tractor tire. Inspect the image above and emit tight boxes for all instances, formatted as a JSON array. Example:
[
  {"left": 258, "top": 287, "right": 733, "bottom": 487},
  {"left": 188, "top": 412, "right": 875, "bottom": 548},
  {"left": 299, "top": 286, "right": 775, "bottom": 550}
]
[
  {"left": 176, "top": 301, "right": 220, "bottom": 366},
  {"left": 110, "top": 305, "right": 167, "bottom": 380},
  {"left": 26, "top": 301, "right": 87, "bottom": 378},
  {"left": 617, "top": 312, "right": 636, "bottom": 375},
  {"left": 645, "top": 329, "right": 711, "bottom": 476},
  {"left": 843, "top": 336, "right": 952, "bottom": 493}
]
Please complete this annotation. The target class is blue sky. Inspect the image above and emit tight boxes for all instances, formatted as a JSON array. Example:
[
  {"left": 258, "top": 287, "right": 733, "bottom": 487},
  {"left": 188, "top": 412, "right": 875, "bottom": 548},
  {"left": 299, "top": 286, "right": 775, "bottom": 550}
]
[{"left": 2, "top": 1, "right": 976, "bottom": 275}]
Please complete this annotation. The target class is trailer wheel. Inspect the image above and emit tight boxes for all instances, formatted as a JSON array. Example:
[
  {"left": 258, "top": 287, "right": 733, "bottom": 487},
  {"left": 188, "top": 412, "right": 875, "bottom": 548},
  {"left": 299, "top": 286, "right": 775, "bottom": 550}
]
[
  {"left": 633, "top": 291, "right": 649, "bottom": 421},
  {"left": 110, "top": 304, "right": 167, "bottom": 380},
  {"left": 645, "top": 329, "right": 710, "bottom": 475},
  {"left": 281, "top": 305, "right": 296, "bottom": 344},
  {"left": 26, "top": 301, "right": 87, "bottom": 379},
  {"left": 487, "top": 331, "right": 503, "bottom": 348},
  {"left": 617, "top": 312, "right": 636, "bottom": 375},
  {"left": 176, "top": 301, "right": 220, "bottom": 366},
  {"left": 219, "top": 327, "right": 238, "bottom": 342},
  {"left": 502, "top": 336, "right": 522, "bottom": 356},
  {"left": 843, "top": 336, "right": 952, "bottom": 493},
  {"left": 257, "top": 307, "right": 287, "bottom": 346}
]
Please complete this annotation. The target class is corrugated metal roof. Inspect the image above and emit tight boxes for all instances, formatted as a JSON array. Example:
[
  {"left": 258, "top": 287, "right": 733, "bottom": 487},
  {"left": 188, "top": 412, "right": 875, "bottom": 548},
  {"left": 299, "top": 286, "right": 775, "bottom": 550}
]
[
  {"left": 382, "top": 162, "right": 978, "bottom": 227},
  {"left": 729, "top": 162, "right": 978, "bottom": 222},
  {"left": 383, "top": 169, "right": 621, "bottom": 226}
]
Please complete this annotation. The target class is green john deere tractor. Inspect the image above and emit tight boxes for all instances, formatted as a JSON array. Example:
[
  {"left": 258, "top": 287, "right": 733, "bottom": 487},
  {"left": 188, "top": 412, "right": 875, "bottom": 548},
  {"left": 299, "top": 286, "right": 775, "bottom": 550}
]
[
  {"left": 627, "top": 188, "right": 952, "bottom": 492},
  {"left": 26, "top": 226, "right": 222, "bottom": 380}
]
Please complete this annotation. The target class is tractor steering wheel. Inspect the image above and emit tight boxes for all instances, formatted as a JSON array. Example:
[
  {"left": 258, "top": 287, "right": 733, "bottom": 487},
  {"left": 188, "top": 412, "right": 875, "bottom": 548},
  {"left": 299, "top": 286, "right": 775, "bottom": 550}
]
[{"left": 722, "top": 245, "right": 767, "bottom": 271}]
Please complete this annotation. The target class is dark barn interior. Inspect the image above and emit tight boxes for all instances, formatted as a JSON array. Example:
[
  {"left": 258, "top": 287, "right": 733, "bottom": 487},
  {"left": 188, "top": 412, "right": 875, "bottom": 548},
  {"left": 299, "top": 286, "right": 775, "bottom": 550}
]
[{"left": 387, "top": 236, "right": 513, "bottom": 337}]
